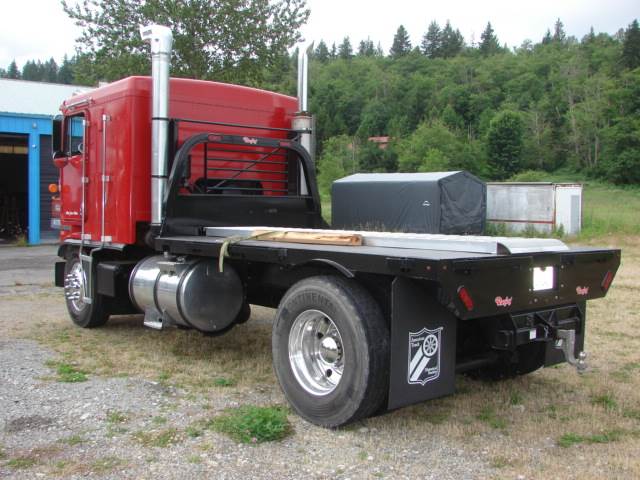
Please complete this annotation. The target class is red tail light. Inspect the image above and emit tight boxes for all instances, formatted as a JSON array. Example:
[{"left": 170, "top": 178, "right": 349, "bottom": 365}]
[
  {"left": 601, "top": 270, "right": 614, "bottom": 292},
  {"left": 457, "top": 286, "right": 474, "bottom": 311}
]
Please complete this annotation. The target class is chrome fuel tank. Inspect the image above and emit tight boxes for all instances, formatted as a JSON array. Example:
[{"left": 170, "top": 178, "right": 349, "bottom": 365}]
[{"left": 129, "top": 255, "right": 243, "bottom": 332}]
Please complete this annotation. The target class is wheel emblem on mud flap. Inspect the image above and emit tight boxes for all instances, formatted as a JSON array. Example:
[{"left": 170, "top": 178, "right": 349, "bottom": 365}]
[{"left": 407, "top": 327, "right": 443, "bottom": 385}]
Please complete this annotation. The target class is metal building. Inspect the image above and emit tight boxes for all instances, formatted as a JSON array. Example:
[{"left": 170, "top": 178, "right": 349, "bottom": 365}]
[
  {"left": 486, "top": 182, "right": 583, "bottom": 235},
  {"left": 0, "top": 79, "right": 90, "bottom": 244}
]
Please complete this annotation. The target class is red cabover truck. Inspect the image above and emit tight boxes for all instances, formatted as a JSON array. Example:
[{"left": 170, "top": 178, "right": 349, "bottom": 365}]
[{"left": 51, "top": 25, "right": 620, "bottom": 428}]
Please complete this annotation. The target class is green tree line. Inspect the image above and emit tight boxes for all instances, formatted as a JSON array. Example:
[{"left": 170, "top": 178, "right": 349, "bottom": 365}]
[
  {"left": 308, "top": 19, "right": 640, "bottom": 187},
  {"left": 0, "top": 56, "right": 77, "bottom": 84},
  {"left": 3, "top": 1, "right": 639, "bottom": 187}
]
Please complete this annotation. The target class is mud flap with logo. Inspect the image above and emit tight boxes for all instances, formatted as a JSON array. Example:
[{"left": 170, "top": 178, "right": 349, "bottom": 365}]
[{"left": 388, "top": 277, "right": 457, "bottom": 410}]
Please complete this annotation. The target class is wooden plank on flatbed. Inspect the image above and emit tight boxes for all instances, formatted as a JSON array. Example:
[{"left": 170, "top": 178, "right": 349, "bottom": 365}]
[{"left": 252, "top": 229, "right": 363, "bottom": 246}]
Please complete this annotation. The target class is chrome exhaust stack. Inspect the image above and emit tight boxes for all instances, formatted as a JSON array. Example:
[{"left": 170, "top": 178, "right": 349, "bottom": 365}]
[
  {"left": 293, "top": 43, "right": 315, "bottom": 195},
  {"left": 140, "top": 24, "right": 173, "bottom": 227}
]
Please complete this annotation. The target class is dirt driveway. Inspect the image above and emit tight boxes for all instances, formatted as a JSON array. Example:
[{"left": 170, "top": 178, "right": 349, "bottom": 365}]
[{"left": 0, "top": 239, "right": 638, "bottom": 479}]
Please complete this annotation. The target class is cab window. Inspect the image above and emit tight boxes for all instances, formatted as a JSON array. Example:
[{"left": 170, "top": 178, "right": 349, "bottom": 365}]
[{"left": 65, "top": 115, "right": 85, "bottom": 155}]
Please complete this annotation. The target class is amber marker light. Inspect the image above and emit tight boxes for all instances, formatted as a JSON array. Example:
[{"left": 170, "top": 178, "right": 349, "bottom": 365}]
[{"left": 48, "top": 184, "right": 59, "bottom": 193}]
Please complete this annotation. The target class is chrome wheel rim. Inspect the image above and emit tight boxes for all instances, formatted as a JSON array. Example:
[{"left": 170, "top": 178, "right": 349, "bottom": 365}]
[
  {"left": 64, "top": 261, "right": 87, "bottom": 314},
  {"left": 288, "top": 309, "right": 344, "bottom": 396}
]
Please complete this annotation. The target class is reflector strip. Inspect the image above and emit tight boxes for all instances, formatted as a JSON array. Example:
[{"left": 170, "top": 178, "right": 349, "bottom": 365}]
[
  {"left": 601, "top": 270, "right": 614, "bottom": 292},
  {"left": 457, "top": 286, "right": 474, "bottom": 311}
]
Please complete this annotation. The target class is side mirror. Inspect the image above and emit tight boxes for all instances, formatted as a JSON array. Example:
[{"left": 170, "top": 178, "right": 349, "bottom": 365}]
[
  {"left": 52, "top": 115, "right": 63, "bottom": 152},
  {"left": 52, "top": 150, "right": 68, "bottom": 168}
]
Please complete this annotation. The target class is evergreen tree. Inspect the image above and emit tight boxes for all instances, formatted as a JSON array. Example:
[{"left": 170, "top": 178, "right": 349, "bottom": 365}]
[
  {"left": 358, "top": 38, "right": 376, "bottom": 57},
  {"left": 553, "top": 18, "right": 566, "bottom": 43},
  {"left": 487, "top": 111, "right": 525, "bottom": 179},
  {"left": 43, "top": 58, "right": 59, "bottom": 83},
  {"left": 330, "top": 42, "right": 337, "bottom": 59},
  {"left": 440, "top": 21, "right": 465, "bottom": 58},
  {"left": 390, "top": 25, "right": 412, "bottom": 58},
  {"left": 542, "top": 29, "right": 553, "bottom": 45},
  {"left": 584, "top": 26, "right": 596, "bottom": 44},
  {"left": 314, "top": 41, "right": 330, "bottom": 63},
  {"left": 58, "top": 55, "right": 75, "bottom": 84},
  {"left": 376, "top": 42, "right": 384, "bottom": 56},
  {"left": 479, "top": 22, "right": 500, "bottom": 56},
  {"left": 421, "top": 21, "right": 441, "bottom": 58},
  {"left": 22, "top": 60, "right": 42, "bottom": 81},
  {"left": 622, "top": 19, "right": 640, "bottom": 69},
  {"left": 7, "top": 60, "right": 20, "bottom": 79},
  {"left": 338, "top": 37, "right": 353, "bottom": 59}
]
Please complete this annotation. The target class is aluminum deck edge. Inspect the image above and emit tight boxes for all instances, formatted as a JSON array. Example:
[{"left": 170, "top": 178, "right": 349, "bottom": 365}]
[{"left": 204, "top": 226, "right": 569, "bottom": 255}]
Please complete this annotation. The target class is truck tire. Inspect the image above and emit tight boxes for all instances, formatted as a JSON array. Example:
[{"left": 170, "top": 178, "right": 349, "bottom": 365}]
[
  {"left": 272, "top": 276, "right": 389, "bottom": 427},
  {"left": 63, "top": 255, "right": 110, "bottom": 328}
]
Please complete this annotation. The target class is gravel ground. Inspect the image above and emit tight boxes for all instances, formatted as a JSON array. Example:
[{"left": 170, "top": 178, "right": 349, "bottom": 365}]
[
  {"left": 0, "top": 245, "right": 509, "bottom": 479},
  {"left": 0, "top": 336, "right": 490, "bottom": 480}
]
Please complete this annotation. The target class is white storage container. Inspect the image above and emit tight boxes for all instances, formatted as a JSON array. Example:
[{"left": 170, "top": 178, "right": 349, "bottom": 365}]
[{"left": 487, "top": 183, "right": 582, "bottom": 235}]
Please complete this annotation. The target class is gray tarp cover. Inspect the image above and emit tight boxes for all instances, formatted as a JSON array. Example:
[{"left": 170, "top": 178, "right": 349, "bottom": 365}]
[{"left": 331, "top": 171, "right": 486, "bottom": 234}]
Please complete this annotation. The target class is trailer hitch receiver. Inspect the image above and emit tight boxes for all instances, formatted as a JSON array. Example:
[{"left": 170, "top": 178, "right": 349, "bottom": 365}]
[{"left": 554, "top": 329, "right": 587, "bottom": 373}]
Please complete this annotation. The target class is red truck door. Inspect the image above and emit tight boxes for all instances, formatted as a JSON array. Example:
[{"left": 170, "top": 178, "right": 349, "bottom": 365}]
[{"left": 57, "top": 114, "right": 87, "bottom": 228}]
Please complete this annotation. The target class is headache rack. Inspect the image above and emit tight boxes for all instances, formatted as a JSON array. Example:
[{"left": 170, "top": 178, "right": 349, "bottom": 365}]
[{"left": 160, "top": 125, "right": 325, "bottom": 236}]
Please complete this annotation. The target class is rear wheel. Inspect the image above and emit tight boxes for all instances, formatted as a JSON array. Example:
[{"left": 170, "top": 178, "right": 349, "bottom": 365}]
[
  {"left": 63, "top": 254, "right": 110, "bottom": 328},
  {"left": 272, "top": 276, "right": 389, "bottom": 427}
]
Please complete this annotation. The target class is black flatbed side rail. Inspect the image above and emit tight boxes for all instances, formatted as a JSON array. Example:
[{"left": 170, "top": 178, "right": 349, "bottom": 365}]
[{"left": 154, "top": 235, "right": 620, "bottom": 321}]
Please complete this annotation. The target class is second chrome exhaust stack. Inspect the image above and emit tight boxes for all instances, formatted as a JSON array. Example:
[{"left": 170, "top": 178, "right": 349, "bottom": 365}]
[{"left": 294, "top": 43, "right": 315, "bottom": 195}]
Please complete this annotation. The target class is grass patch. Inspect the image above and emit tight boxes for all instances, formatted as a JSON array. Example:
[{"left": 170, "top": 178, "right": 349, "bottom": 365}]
[
  {"left": 558, "top": 430, "right": 624, "bottom": 448},
  {"left": 132, "top": 428, "right": 181, "bottom": 448},
  {"left": 185, "top": 424, "right": 204, "bottom": 438},
  {"left": 208, "top": 405, "right": 291, "bottom": 444},
  {"left": 106, "top": 410, "right": 128, "bottom": 424},
  {"left": 91, "top": 456, "right": 124, "bottom": 473},
  {"left": 423, "top": 410, "right": 450, "bottom": 425},
  {"left": 151, "top": 416, "right": 167, "bottom": 425},
  {"left": 490, "top": 455, "right": 512, "bottom": 469},
  {"left": 509, "top": 391, "right": 523, "bottom": 406},
  {"left": 59, "top": 434, "right": 86, "bottom": 446},
  {"left": 591, "top": 392, "right": 618, "bottom": 411},
  {"left": 6, "top": 456, "right": 38, "bottom": 469},
  {"left": 623, "top": 409, "right": 640, "bottom": 421},
  {"left": 45, "top": 360, "right": 88, "bottom": 383},
  {"left": 476, "top": 406, "right": 508, "bottom": 430},
  {"left": 211, "top": 377, "right": 236, "bottom": 387},
  {"left": 0, "top": 445, "right": 5, "bottom": 460}
]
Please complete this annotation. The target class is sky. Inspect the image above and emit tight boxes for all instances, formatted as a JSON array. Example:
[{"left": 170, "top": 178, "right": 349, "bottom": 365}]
[{"left": 0, "top": 0, "right": 638, "bottom": 69}]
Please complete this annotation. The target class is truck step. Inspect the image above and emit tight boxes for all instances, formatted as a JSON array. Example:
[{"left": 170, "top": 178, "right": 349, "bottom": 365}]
[{"left": 143, "top": 319, "right": 164, "bottom": 330}]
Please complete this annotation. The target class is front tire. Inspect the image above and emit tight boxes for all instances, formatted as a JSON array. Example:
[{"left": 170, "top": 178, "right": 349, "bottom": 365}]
[
  {"left": 63, "top": 254, "right": 110, "bottom": 328},
  {"left": 272, "top": 276, "right": 389, "bottom": 428}
]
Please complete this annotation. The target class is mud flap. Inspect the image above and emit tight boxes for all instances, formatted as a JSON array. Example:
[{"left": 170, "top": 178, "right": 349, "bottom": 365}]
[{"left": 388, "top": 277, "right": 457, "bottom": 410}]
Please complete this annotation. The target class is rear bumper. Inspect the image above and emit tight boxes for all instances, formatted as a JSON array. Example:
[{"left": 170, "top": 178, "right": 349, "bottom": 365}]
[{"left": 439, "top": 248, "right": 620, "bottom": 320}]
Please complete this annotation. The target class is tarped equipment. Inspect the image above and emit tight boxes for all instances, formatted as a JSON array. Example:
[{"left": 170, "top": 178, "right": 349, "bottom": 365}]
[{"left": 331, "top": 171, "right": 486, "bottom": 234}]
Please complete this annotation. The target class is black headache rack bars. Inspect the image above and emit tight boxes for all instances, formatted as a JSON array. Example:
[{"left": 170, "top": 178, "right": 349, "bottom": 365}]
[{"left": 160, "top": 127, "right": 326, "bottom": 237}]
